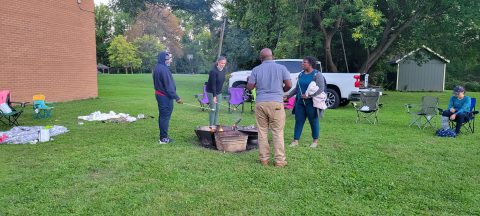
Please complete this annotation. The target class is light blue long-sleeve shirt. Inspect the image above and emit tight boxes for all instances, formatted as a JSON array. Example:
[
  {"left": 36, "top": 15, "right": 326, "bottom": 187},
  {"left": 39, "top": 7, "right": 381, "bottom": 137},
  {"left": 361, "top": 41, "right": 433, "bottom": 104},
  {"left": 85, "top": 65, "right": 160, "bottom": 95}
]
[{"left": 447, "top": 95, "right": 471, "bottom": 114}]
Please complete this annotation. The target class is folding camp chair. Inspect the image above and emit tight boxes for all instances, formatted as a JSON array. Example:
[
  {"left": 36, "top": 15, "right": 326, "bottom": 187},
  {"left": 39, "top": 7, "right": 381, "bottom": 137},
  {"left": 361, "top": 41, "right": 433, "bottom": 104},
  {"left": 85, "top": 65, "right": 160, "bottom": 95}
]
[
  {"left": 226, "top": 87, "right": 246, "bottom": 113},
  {"left": 447, "top": 97, "right": 478, "bottom": 133},
  {"left": 353, "top": 91, "right": 381, "bottom": 124},
  {"left": 33, "top": 94, "right": 54, "bottom": 119},
  {"left": 404, "top": 96, "right": 439, "bottom": 129},
  {"left": 194, "top": 84, "right": 209, "bottom": 111},
  {"left": 0, "top": 90, "right": 27, "bottom": 126}
]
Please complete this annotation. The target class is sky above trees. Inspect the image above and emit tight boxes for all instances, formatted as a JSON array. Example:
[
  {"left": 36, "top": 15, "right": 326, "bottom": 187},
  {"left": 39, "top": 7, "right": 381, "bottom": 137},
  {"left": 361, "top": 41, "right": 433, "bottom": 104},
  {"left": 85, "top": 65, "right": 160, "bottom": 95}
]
[{"left": 94, "top": 0, "right": 110, "bottom": 6}]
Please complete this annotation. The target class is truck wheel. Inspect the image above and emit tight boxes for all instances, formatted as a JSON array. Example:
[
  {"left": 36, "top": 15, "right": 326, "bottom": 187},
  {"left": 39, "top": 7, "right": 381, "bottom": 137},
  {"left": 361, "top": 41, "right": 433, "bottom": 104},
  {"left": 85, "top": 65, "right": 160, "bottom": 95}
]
[
  {"left": 325, "top": 88, "right": 340, "bottom": 109},
  {"left": 233, "top": 83, "right": 252, "bottom": 101}
]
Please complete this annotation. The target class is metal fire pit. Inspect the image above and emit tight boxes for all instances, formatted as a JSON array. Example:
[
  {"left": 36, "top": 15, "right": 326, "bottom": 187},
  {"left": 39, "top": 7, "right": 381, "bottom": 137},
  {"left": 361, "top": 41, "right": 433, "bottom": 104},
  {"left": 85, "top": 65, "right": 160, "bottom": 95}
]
[
  {"left": 194, "top": 125, "right": 257, "bottom": 151},
  {"left": 237, "top": 125, "right": 258, "bottom": 150},
  {"left": 215, "top": 130, "right": 248, "bottom": 152},
  {"left": 194, "top": 125, "right": 233, "bottom": 149}
]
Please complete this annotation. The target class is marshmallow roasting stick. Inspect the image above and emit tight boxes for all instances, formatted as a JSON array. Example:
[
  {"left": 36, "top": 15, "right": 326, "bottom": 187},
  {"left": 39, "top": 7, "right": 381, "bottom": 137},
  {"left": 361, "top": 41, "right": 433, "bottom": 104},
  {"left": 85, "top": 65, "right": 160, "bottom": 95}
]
[
  {"left": 218, "top": 103, "right": 237, "bottom": 111},
  {"left": 181, "top": 102, "right": 215, "bottom": 111}
]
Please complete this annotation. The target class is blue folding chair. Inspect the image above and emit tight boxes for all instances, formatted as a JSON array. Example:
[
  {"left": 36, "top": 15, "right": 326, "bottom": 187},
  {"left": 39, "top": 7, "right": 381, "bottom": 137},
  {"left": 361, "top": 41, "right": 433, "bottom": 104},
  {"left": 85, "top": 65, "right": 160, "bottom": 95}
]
[
  {"left": 33, "top": 94, "right": 54, "bottom": 119},
  {"left": 449, "top": 98, "right": 477, "bottom": 133}
]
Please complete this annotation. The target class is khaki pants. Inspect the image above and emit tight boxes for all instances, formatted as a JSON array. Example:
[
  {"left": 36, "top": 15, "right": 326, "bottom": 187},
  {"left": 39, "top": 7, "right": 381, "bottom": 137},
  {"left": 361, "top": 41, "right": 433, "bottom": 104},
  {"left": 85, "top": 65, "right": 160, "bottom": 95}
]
[{"left": 255, "top": 102, "right": 286, "bottom": 163}]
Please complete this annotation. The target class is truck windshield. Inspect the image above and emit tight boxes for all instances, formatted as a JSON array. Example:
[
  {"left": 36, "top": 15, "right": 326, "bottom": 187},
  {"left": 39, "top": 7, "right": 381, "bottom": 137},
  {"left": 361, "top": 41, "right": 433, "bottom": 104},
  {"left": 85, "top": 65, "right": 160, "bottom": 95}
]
[{"left": 276, "top": 61, "right": 302, "bottom": 73}]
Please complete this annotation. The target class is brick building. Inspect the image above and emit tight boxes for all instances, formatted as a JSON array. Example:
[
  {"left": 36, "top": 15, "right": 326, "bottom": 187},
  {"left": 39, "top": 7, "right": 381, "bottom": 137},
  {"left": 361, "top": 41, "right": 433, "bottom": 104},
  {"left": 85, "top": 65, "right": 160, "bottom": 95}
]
[{"left": 0, "top": 0, "right": 97, "bottom": 102}]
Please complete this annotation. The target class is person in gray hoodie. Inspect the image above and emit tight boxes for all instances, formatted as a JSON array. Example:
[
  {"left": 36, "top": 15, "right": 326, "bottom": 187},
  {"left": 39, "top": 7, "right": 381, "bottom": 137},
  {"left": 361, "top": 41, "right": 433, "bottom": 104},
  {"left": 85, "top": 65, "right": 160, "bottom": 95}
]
[{"left": 153, "top": 51, "right": 182, "bottom": 144}]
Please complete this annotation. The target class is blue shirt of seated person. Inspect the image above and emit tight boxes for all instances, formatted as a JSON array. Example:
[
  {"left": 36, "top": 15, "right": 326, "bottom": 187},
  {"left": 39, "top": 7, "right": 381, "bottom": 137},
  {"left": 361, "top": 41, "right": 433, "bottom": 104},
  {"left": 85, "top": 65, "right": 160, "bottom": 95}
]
[{"left": 442, "top": 86, "right": 471, "bottom": 134}]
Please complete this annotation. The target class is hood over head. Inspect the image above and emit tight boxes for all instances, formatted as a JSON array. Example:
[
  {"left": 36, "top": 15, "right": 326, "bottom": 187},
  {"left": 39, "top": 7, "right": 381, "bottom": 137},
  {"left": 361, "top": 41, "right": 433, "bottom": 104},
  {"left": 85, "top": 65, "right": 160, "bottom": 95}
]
[{"left": 157, "top": 51, "right": 170, "bottom": 65}]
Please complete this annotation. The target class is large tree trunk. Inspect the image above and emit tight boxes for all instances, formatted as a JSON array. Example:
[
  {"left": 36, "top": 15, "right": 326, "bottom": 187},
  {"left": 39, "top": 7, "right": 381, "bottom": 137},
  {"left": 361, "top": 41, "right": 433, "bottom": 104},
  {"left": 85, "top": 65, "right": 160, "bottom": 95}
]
[
  {"left": 318, "top": 15, "right": 341, "bottom": 72},
  {"left": 324, "top": 33, "right": 338, "bottom": 72},
  {"left": 359, "top": 14, "right": 419, "bottom": 73}
]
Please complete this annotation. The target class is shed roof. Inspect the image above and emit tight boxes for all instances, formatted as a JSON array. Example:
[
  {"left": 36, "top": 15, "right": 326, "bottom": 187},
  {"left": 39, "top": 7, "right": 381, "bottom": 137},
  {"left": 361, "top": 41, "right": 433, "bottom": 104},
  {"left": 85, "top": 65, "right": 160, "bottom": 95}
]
[{"left": 392, "top": 45, "right": 450, "bottom": 64}]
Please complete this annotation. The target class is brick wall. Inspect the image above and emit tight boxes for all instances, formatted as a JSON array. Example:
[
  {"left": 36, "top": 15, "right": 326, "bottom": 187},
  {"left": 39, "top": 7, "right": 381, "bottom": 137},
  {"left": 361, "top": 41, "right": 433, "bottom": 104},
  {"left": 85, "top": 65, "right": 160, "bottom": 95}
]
[{"left": 0, "top": 0, "right": 97, "bottom": 102}]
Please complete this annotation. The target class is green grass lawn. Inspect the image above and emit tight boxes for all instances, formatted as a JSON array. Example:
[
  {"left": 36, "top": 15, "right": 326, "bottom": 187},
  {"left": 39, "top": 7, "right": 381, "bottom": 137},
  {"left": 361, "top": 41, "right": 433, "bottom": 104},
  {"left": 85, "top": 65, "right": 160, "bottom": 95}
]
[{"left": 1, "top": 74, "right": 479, "bottom": 215}]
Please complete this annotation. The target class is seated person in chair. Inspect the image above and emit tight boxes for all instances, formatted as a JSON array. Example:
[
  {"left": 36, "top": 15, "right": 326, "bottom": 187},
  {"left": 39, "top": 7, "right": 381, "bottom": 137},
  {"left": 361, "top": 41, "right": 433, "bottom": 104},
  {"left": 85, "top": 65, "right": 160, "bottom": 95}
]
[{"left": 441, "top": 86, "right": 471, "bottom": 134}]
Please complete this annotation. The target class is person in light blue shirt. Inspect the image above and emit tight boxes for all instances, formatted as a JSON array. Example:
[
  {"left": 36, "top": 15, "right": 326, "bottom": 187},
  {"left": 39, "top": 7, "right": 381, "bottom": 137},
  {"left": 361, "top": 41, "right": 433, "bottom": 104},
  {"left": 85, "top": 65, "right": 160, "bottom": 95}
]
[
  {"left": 246, "top": 48, "right": 292, "bottom": 167},
  {"left": 441, "top": 86, "right": 471, "bottom": 134}
]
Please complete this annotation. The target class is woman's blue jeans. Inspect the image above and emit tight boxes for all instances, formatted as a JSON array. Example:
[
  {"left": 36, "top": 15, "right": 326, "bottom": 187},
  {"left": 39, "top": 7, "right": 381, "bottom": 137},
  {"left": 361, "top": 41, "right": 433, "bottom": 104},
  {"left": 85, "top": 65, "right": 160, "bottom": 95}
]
[{"left": 293, "top": 99, "right": 320, "bottom": 140}]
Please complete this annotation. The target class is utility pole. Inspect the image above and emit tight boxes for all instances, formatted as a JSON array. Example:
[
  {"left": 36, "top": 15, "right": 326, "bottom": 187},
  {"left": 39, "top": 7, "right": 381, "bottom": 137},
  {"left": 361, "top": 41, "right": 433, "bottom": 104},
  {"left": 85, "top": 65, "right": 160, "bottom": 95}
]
[
  {"left": 217, "top": 17, "right": 226, "bottom": 59},
  {"left": 340, "top": 31, "right": 349, "bottom": 72}
]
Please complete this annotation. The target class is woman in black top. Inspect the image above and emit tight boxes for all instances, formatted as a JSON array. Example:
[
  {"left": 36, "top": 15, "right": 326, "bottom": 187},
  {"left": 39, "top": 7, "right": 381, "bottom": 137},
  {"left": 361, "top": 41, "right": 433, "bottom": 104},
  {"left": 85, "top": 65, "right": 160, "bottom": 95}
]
[{"left": 206, "top": 56, "right": 227, "bottom": 126}]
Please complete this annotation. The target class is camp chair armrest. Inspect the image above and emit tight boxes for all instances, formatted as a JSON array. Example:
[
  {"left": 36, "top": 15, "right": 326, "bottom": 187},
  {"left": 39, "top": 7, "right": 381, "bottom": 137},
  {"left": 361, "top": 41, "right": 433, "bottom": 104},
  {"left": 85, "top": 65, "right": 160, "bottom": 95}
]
[
  {"left": 11, "top": 101, "right": 29, "bottom": 107},
  {"left": 404, "top": 103, "right": 418, "bottom": 113},
  {"left": 194, "top": 94, "right": 200, "bottom": 99},
  {"left": 352, "top": 102, "right": 358, "bottom": 108}
]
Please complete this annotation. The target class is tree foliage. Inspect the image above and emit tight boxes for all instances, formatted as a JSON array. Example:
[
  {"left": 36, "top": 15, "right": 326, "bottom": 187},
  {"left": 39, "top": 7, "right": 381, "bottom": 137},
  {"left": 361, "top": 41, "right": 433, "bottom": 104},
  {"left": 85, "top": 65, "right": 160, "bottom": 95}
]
[
  {"left": 95, "top": 4, "right": 113, "bottom": 65},
  {"left": 225, "top": 0, "right": 480, "bottom": 78},
  {"left": 112, "top": 0, "right": 216, "bottom": 29},
  {"left": 125, "top": 4, "right": 184, "bottom": 56},
  {"left": 112, "top": 11, "right": 133, "bottom": 36},
  {"left": 108, "top": 35, "right": 142, "bottom": 74},
  {"left": 96, "top": 0, "right": 479, "bottom": 84},
  {"left": 225, "top": 0, "right": 297, "bottom": 57},
  {"left": 222, "top": 24, "right": 258, "bottom": 71},
  {"left": 133, "top": 35, "right": 166, "bottom": 72},
  {"left": 109, "top": 0, "right": 227, "bottom": 74},
  {"left": 95, "top": 4, "right": 133, "bottom": 66}
]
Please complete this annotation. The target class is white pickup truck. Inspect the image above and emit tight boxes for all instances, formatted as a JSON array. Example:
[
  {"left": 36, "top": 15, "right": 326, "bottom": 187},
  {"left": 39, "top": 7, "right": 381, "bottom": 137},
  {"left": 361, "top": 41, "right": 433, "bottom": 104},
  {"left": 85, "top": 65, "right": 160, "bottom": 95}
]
[{"left": 228, "top": 59, "right": 368, "bottom": 109}]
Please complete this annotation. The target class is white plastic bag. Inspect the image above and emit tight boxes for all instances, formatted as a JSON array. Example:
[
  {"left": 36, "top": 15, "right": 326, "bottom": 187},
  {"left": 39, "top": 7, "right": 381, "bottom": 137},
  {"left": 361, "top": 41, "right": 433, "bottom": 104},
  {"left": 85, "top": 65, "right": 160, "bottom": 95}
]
[
  {"left": 360, "top": 106, "right": 370, "bottom": 111},
  {"left": 38, "top": 128, "right": 50, "bottom": 142},
  {"left": 441, "top": 116, "right": 450, "bottom": 129}
]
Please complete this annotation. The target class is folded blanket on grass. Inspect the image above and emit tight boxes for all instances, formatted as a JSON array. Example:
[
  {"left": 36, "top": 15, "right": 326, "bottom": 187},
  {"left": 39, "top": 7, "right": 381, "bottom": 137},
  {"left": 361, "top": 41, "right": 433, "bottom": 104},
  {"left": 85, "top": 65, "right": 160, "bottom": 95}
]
[
  {"left": 0, "top": 126, "right": 68, "bottom": 144},
  {"left": 78, "top": 111, "right": 137, "bottom": 122}
]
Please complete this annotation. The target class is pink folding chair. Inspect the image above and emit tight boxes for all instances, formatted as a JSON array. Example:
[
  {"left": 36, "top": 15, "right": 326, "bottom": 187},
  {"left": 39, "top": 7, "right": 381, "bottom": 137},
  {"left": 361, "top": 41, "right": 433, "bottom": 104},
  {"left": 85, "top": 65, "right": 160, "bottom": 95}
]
[{"left": 0, "top": 90, "right": 27, "bottom": 126}]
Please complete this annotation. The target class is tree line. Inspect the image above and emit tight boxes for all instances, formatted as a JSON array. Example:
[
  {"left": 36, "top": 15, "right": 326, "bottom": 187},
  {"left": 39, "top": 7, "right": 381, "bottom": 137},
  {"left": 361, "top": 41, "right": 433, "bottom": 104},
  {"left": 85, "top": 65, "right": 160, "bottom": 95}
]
[{"left": 95, "top": 0, "right": 480, "bottom": 90}]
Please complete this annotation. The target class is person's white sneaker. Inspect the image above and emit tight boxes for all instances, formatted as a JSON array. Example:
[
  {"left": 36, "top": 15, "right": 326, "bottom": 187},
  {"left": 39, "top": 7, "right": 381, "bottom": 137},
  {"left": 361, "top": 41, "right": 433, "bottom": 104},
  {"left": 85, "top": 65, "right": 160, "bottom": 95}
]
[
  {"left": 289, "top": 141, "right": 298, "bottom": 147},
  {"left": 310, "top": 142, "right": 318, "bottom": 148},
  {"left": 159, "top": 138, "right": 173, "bottom": 144}
]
